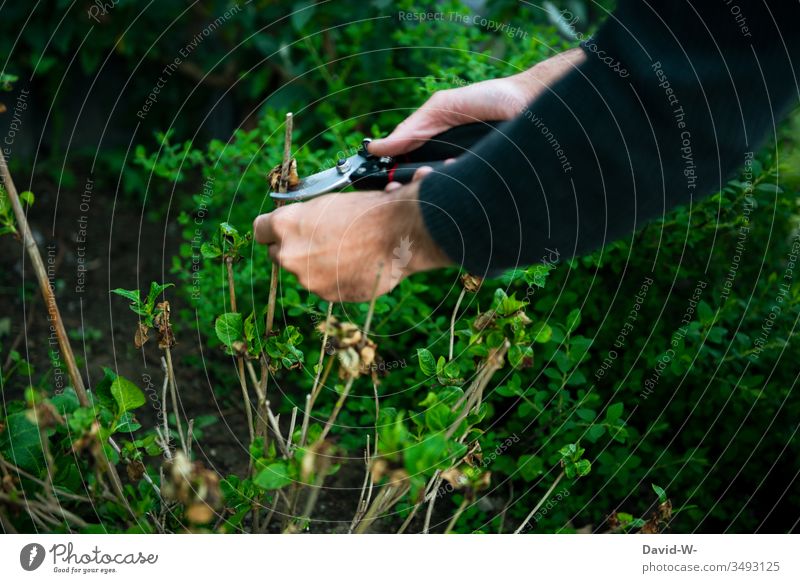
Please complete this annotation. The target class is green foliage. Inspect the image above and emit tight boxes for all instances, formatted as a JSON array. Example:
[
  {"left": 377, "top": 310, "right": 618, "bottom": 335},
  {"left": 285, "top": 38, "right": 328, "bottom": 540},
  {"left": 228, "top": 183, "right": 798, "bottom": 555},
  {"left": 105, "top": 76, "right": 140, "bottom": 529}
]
[
  {"left": 3, "top": 0, "right": 799, "bottom": 534},
  {"left": 111, "top": 282, "right": 173, "bottom": 328}
]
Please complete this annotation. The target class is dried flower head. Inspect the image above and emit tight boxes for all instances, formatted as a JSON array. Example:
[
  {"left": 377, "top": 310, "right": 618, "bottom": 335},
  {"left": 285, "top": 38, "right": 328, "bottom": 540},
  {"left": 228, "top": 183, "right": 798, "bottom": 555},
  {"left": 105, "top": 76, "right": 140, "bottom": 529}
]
[
  {"left": 268, "top": 158, "right": 301, "bottom": 191},
  {"left": 317, "top": 316, "right": 379, "bottom": 379},
  {"left": 460, "top": 274, "right": 483, "bottom": 293},
  {"left": 162, "top": 452, "right": 221, "bottom": 525}
]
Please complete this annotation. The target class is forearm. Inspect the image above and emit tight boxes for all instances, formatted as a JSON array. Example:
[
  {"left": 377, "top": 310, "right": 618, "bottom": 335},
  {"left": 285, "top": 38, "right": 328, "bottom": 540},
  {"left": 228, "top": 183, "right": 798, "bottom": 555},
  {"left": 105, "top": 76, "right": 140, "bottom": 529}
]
[{"left": 418, "top": 0, "right": 800, "bottom": 276}]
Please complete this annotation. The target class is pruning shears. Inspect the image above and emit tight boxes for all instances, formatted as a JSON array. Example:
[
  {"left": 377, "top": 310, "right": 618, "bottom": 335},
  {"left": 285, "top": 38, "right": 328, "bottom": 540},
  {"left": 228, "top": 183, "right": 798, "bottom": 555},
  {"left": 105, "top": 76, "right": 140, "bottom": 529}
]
[{"left": 269, "top": 121, "right": 502, "bottom": 201}]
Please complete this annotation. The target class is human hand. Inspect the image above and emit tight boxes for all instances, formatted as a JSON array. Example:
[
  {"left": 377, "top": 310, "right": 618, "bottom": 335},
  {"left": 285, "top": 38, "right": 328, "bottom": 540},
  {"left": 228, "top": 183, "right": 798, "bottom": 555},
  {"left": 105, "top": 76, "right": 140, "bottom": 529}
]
[
  {"left": 368, "top": 47, "right": 586, "bottom": 157},
  {"left": 252, "top": 180, "right": 451, "bottom": 302}
]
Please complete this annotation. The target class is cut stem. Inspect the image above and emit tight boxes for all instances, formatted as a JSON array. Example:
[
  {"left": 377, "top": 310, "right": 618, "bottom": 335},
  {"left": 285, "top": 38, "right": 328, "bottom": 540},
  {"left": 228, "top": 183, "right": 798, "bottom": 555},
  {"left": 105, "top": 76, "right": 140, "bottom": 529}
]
[
  {"left": 513, "top": 471, "right": 566, "bottom": 534},
  {"left": 226, "top": 257, "right": 255, "bottom": 457},
  {"left": 164, "top": 347, "right": 188, "bottom": 454},
  {"left": 0, "top": 150, "right": 87, "bottom": 405},
  {"left": 449, "top": 288, "right": 466, "bottom": 361}
]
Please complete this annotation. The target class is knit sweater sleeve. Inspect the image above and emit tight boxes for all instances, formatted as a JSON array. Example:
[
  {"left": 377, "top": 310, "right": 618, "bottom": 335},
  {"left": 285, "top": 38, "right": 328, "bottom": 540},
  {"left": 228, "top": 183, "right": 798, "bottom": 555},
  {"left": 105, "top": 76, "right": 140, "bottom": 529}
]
[{"left": 417, "top": 0, "right": 800, "bottom": 276}]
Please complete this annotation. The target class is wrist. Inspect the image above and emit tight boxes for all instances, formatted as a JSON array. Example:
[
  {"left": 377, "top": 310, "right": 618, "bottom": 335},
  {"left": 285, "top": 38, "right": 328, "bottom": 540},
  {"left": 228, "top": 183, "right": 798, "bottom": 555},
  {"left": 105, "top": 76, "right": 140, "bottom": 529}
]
[
  {"left": 512, "top": 47, "right": 587, "bottom": 102},
  {"left": 384, "top": 181, "right": 452, "bottom": 274}
]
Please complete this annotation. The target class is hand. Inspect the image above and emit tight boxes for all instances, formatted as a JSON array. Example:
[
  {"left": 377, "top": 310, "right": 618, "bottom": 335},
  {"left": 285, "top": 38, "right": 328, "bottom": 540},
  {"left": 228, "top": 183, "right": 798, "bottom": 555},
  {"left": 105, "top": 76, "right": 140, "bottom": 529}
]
[
  {"left": 253, "top": 180, "right": 452, "bottom": 302},
  {"left": 368, "top": 48, "right": 586, "bottom": 157}
]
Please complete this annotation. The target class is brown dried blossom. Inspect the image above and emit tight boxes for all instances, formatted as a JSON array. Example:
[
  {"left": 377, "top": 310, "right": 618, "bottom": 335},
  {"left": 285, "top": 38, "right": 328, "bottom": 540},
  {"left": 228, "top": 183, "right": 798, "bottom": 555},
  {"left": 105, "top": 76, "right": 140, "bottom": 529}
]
[
  {"left": 161, "top": 452, "right": 221, "bottom": 525},
  {"left": 460, "top": 274, "right": 483, "bottom": 293},
  {"left": 268, "top": 158, "right": 300, "bottom": 191},
  {"left": 317, "top": 316, "right": 379, "bottom": 379}
]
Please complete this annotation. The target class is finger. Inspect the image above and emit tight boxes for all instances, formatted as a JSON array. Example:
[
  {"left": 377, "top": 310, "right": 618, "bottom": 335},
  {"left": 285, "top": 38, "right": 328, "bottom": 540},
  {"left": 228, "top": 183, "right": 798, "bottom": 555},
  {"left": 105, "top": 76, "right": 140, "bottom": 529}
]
[
  {"left": 268, "top": 243, "right": 280, "bottom": 264},
  {"left": 384, "top": 181, "right": 403, "bottom": 192},
  {"left": 412, "top": 165, "right": 434, "bottom": 182},
  {"left": 368, "top": 103, "right": 451, "bottom": 157},
  {"left": 253, "top": 213, "right": 278, "bottom": 245},
  {"left": 444, "top": 157, "right": 457, "bottom": 165}
]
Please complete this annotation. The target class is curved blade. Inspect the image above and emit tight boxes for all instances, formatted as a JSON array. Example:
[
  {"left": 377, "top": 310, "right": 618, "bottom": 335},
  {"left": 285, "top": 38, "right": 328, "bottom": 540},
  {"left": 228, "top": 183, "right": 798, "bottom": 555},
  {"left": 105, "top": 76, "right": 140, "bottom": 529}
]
[{"left": 270, "top": 154, "right": 366, "bottom": 201}]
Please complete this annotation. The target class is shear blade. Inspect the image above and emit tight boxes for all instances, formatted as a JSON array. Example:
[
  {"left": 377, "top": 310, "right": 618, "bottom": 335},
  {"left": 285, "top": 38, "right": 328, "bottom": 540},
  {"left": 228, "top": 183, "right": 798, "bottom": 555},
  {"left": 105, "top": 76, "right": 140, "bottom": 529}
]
[{"left": 270, "top": 154, "right": 366, "bottom": 201}]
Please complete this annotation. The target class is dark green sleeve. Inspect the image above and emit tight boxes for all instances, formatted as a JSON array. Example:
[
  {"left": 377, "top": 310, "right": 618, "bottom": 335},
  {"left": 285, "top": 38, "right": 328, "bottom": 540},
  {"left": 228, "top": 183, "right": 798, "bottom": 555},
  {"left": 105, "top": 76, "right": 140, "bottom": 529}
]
[{"left": 418, "top": 0, "right": 800, "bottom": 275}]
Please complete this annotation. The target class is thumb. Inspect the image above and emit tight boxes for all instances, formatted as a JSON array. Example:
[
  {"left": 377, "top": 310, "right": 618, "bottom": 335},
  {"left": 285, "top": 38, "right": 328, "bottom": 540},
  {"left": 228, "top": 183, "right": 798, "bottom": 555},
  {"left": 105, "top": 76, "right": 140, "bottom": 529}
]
[{"left": 368, "top": 107, "right": 453, "bottom": 157}]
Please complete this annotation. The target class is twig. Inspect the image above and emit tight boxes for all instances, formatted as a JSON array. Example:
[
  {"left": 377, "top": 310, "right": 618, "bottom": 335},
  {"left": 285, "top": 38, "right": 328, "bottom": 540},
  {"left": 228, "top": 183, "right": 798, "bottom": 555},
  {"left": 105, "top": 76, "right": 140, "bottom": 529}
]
[
  {"left": 163, "top": 347, "right": 188, "bottom": 454},
  {"left": 265, "top": 401, "right": 290, "bottom": 458},
  {"left": 422, "top": 474, "right": 442, "bottom": 534},
  {"left": 354, "top": 481, "right": 410, "bottom": 534},
  {"left": 316, "top": 265, "right": 383, "bottom": 444},
  {"left": 259, "top": 111, "right": 294, "bottom": 457},
  {"left": 158, "top": 357, "right": 173, "bottom": 458},
  {"left": 444, "top": 498, "right": 469, "bottom": 534},
  {"left": 225, "top": 257, "right": 255, "bottom": 458},
  {"left": 0, "top": 457, "right": 92, "bottom": 503},
  {"left": 316, "top": 377, "right": 354, "bottom": 443},
  {"left": 0, "top": 150, "right": 87, "bottom": 404},
  {"left": 449, "top": 288, "right": 466, "bottom": 361},
  {"left": 298, "top": 394, "right": 312, "bottom": 451},
  {"left": 513, "top": 471, "right": 566, "bottom": 534},
  {"left": 286, "top": 406, "right": 298, "bottom": 454},
  {"left": 265, "top": 111, "right": 294, "bottom": 337},
  {"left": 300, "top": 302, "right": 333, "bottom": 448},
  {"left": 348, "top": 435, "right": 372, "bottom": 533},
  {"left": 0, "top": 507, "right": 17, "bottom": 533},
  {"left": 186, "top": 419, "right": 195, "bottom": 455},
  {"left": 446, "top": 341, "right": 509, "bottom": 440}
]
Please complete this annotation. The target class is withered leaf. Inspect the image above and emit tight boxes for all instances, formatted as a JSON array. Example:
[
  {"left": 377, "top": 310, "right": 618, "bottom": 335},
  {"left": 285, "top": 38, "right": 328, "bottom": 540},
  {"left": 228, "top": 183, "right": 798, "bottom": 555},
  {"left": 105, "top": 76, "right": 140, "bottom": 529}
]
[{"left": 134, "top": 322, "right": 150, "bottom": 349}]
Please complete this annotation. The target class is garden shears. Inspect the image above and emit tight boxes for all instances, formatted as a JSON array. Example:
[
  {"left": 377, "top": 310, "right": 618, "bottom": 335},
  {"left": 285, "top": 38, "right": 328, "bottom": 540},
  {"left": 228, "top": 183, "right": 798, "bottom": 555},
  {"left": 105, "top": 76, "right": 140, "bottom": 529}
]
[{"left": 269, "top": 121, "right": 502, "bottom": 201}]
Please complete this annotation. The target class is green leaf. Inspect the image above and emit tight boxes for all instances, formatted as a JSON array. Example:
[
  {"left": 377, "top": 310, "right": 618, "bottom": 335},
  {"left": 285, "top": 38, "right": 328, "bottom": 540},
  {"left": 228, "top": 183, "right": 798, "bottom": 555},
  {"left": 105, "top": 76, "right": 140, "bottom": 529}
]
[
  {"left": 509, "top": 344, "right": 533, "bottom": 369},
  {"left": 606, "top": 402, "right": 624, "bottom": 422},
  {"left": 19, "top": 191, "right": 34, "bottom": 206},
  {"left": 424, "top": 403, "right": 451, "bottom": 431},
  {"left": 94, "top": 366, "right": 118, "bottom": 410},
  {"left": 697, "top": 301, "right": 714, "bottom": 323},
  {"left": 566, "top": 309, "right": 581, "bottom": 333},
  {"left": 200, "top": 242, "right": 222, "bottom": 259},
  {"left": 291, "top": 0, "right": 316, "bottom": 30},
  {"left": 652, "top": 483, "right": 667, "bottom": 503},
  {"left": 219, "top": 222, "right": 239, "bottom": 238},
  {"left": 215, "top": 313, "right": 244, "bottom": 347},
  {"left": 586, "top": 424, "right": 606, "bottom": 442},
  {"left": 254, "top": 462, "right": 292, "bottom": 490},
  {"left": 0, "top": 412, "right": 44, "bottom": 471},
  {"left": 404, "top": 433, "right": 448, "bottom": 475},
  {"left": 111, "top": 288, "right": 141, "bottom": 303},
  {"left": 146, "top": 282, "right": 173, "bottom": 308},
  {"left": 494, "top": 289, "right": 527, "bottom": 317},
  {"left": 531, "top": 322, "right": 553, "bottom": 344},
  {"left": 574, "top": 459, "right": 592, "bottom": 477},
  {"left": 417, "top": 348, "right": 436, "bottom": 376},
  {"left": 110, "top": 376, "right": 146, "bottom": 414},
  {"left": 50, "top": 387, "right": 80, "bottom": 416},
  {"left": 518, "top": 454, "right": 544, "bottom": 481}
]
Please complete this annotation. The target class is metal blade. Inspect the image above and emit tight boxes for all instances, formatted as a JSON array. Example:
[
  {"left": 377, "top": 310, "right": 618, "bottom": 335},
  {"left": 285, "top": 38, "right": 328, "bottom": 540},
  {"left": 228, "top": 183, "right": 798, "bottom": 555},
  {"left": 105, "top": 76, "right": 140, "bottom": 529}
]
[{"left": 270, "top": 153, "right": 367, "bottom": 201}]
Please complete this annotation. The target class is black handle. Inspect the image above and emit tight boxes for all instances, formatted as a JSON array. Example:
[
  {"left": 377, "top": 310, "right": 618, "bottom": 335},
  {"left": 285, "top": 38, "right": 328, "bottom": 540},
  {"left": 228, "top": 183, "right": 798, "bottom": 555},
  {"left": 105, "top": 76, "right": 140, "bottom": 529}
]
[
  {"left": 349, "top": 160, "right": 446, "bottom": 191},
  {"left": 348, "top": 121, "right": 505, "bottom": 191},
  {"left": 398, "top": 121, "right": 505, "bottom": 162}
]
